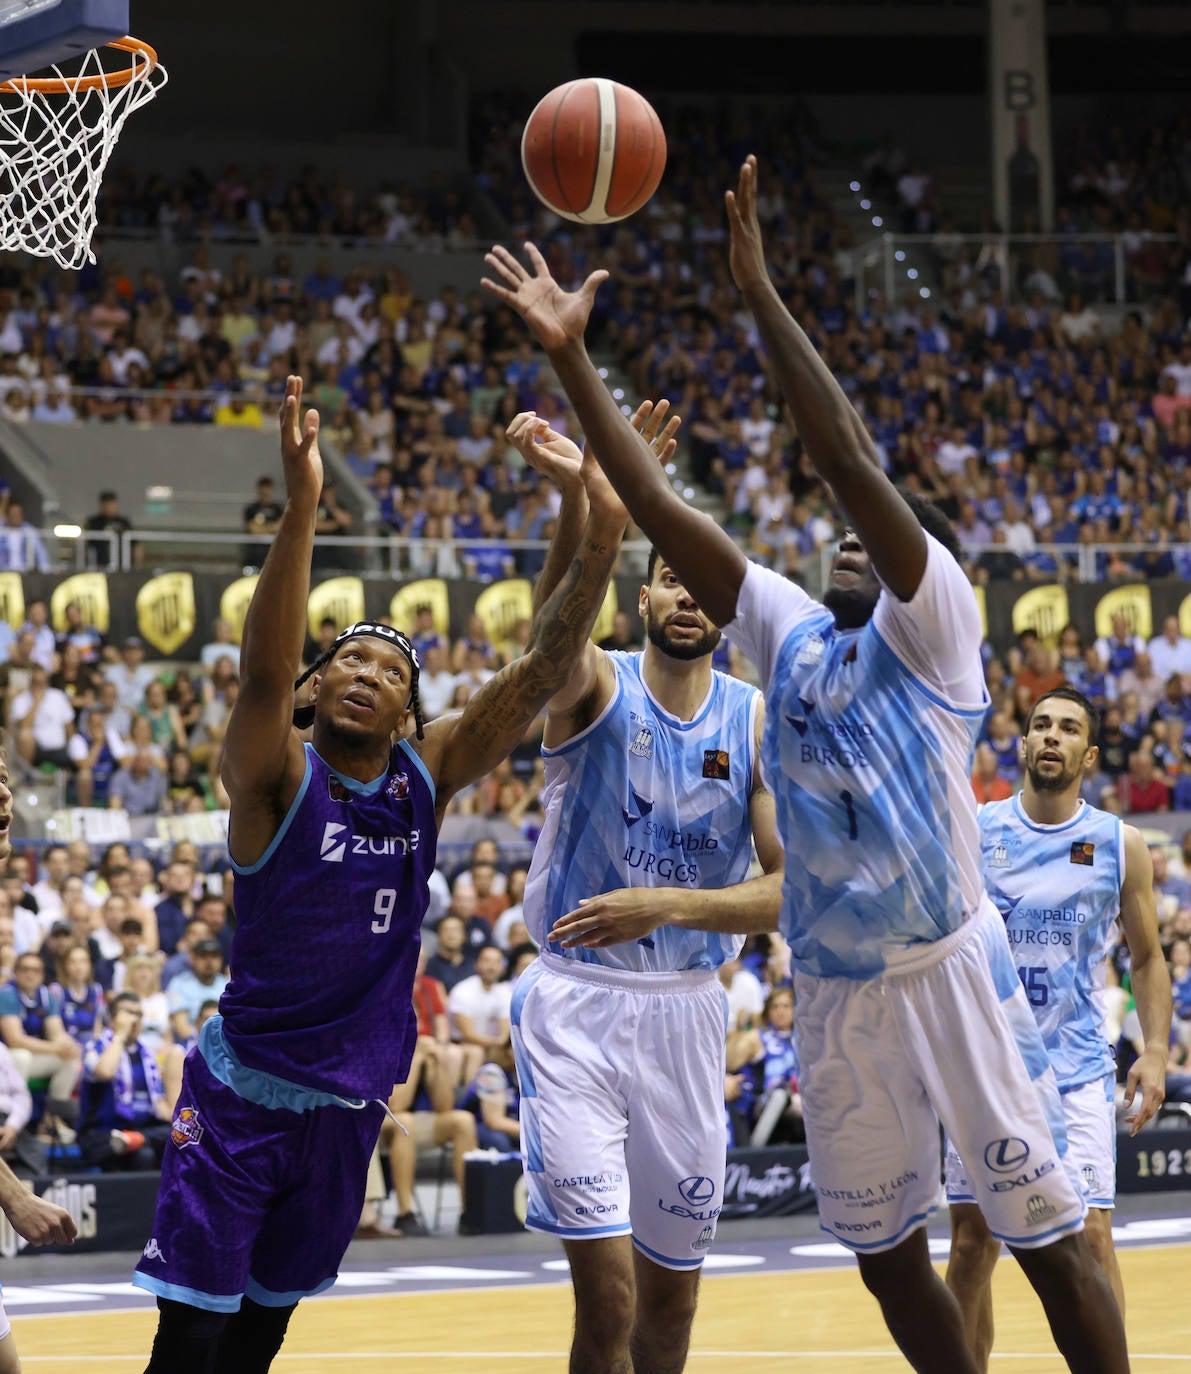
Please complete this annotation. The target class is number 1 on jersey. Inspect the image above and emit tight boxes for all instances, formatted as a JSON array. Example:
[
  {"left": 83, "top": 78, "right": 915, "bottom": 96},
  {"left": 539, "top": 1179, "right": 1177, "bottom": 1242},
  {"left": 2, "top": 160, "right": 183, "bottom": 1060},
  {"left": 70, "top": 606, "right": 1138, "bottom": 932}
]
[{"left": 839, "top": 789, "right": 859, "bottom": 841}]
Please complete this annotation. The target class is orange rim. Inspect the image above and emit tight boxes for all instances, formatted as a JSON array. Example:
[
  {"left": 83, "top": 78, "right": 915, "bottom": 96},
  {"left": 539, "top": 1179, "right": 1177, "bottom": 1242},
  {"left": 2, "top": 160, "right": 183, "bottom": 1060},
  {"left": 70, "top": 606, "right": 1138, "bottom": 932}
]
[{"left": 0, "top": 35, "right": 159, "bottom": 95}]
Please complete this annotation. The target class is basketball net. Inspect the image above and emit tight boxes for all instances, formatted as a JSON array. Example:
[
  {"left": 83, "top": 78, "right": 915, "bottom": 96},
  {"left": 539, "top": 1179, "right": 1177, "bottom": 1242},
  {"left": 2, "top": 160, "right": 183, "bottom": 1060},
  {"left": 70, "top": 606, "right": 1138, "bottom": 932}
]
[{"left": 0, "top": 37, "right": 166, "bottom": 271}]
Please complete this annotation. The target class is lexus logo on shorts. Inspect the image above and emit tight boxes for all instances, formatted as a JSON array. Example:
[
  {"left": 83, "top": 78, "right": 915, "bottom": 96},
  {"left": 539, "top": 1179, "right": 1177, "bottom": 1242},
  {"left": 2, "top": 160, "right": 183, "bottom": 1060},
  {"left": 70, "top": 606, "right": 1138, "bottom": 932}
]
[
  {"left": 677, "top": 1176, "right": 716, "bottom": 1205},
  {"left": 984, "top": 1138, "right": 1030, "bottom": 1174}
]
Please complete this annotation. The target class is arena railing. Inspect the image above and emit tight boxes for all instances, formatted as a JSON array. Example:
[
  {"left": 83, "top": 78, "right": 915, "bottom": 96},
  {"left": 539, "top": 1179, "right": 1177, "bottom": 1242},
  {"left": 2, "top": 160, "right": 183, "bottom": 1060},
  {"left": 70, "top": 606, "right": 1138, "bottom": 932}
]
[{"left": 852, "top": 231, "right": 1180, "bottom": 313}]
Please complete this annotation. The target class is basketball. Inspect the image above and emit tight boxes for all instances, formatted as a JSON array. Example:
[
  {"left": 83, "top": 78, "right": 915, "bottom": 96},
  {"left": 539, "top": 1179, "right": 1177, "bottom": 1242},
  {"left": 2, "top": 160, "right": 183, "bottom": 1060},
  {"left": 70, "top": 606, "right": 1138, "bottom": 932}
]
[{"left": 520, "top": 77, "right": 666, "bottom": 225}]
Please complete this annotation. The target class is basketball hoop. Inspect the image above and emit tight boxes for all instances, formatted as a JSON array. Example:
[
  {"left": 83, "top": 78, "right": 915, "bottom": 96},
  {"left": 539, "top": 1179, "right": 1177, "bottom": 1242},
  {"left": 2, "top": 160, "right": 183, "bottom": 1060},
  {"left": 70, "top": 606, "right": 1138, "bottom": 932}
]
[{"left": 0, "top": 35, "right": 166, "bottom": 270}]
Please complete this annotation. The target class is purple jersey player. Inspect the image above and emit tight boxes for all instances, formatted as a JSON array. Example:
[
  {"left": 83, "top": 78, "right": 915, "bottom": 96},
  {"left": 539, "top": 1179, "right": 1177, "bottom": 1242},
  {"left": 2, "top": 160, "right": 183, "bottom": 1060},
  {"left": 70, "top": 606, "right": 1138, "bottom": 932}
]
[{"left": 137, "top": 372, "right": 630, "bottom": 1374}]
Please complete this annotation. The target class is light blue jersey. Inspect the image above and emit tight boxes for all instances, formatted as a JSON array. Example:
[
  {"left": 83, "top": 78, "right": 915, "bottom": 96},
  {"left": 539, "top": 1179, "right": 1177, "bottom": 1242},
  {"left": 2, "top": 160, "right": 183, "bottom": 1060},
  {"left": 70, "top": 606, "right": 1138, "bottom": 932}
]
[
  {"left": 724, "top": 542, "right": 990, "bottom": 980},
  {"left": 980, "top": 796, "right": 1123, "bottom": 1093},
  {"left": 523, "top": 651, "right": 760, "bottom": 973}
]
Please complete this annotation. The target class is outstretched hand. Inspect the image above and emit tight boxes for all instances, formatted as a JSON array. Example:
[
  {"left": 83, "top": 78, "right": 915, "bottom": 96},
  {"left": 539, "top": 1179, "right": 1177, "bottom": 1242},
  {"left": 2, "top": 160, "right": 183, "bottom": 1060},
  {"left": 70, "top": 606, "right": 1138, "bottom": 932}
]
[
  {"left": 505, "top": 412, "right": 584, "bottom": 494},
  {"left": 583, "top": 397, "right": 683, "bottom": 527},
  {"left": 725, "top": 154, "right": 770, "bottom": 293},
  {"left": 278, "top": 375, "right": 323, "bottom": 506},
  {"left": 481, "top": 242, "right": 607, "bottom": 353}
]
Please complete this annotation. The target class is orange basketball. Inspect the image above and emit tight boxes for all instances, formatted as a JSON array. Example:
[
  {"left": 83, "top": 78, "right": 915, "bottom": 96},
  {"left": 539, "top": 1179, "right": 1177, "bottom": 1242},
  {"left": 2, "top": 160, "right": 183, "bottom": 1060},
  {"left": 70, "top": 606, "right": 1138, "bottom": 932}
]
[{"left": 521, "top": 78, "right": 666, "bottom": 225}]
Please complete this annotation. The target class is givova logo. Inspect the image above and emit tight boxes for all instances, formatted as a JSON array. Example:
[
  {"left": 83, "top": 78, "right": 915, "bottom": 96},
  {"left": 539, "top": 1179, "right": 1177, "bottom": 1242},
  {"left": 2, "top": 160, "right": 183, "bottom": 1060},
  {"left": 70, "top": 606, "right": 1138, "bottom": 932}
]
[{"left": 321, "top": 821, "right": 347, "bottom": 862}]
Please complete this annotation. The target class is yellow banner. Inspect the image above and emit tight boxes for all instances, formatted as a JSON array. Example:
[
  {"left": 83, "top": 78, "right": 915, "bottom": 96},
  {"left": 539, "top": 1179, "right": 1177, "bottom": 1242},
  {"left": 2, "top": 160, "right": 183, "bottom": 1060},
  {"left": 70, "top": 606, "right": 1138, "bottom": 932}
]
[
  {"left": 0, "top": 573, "right": 24, "bottom": 631},
  {"left": 50, "top": 573, "right": 110, "bottom": 636},
  {"left": 1093, "top": 584, "right": 1152, "bottom": 642},
  {"left": 1010, "top": 584, "right": 1068, "bottom": 647},
  {"left": 389, "top": 579, "right": 449, "bottom": 636},
  {"left": 219, "top": 575, "right": 259, "bottom": 645},
  {"left": 474, "top": 579, "right": 533, "bottom": 645},
  {"left": 307, "top": 577, "right": 366, "bottom": 641},
  {"left": 136, "top": 573, "right": 197, "bottom": 656}
]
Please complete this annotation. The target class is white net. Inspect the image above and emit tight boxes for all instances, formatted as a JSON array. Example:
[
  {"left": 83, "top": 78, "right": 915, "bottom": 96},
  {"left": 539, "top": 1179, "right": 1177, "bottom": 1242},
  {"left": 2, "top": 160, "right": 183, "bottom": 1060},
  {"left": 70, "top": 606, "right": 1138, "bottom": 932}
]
[{"left": 0, "top": 40, "right": 166, "bottom": 271}]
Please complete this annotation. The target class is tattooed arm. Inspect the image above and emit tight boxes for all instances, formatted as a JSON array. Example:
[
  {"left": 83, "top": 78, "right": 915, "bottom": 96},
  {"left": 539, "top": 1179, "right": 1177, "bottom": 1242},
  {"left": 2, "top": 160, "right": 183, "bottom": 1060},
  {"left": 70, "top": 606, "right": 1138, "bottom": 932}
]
[{"left": 417, "top": 446, "right": 629, "bottom": 818}]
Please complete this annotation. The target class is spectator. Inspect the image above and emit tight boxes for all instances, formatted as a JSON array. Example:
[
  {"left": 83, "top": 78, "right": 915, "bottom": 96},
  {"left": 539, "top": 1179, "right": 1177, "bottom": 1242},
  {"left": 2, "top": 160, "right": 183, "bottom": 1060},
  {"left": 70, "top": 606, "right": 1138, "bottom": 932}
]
[
  {"left": 9, "top": 663, "right": 76, "bottom": 772},
  {"left": 717, "top": 954, "right": 765, "bottom": 1033},
  {"left": 29, "top": 846, "right": 69, "bottom": 931},
  {"left": 110, "top": 919, "right": 148, "bottom": 991},
  {"left": 83, "top": 490, "right": 131, "bottom": 570},
  {"left": 461, "top": 1059, "right": 520, "bottom": 1152},
  {"left": 103, "top": 637, "right": 155, "bottom": 715},
  {"left": 20, "top": 600, "right": 56, "bottom": 670},
  {"left": 160, "top": 918, "right": 213, "bottom": 989},
  {"left": 425, "top": 913, "right": 476, "bottom": 992},
  {"left": 468, "top": 861, "right": 508, "bottom": 928},
  {"left": 154, "top": 860, "right": 196, "bottom": 956},
  {"left": 167, "top": 937, "right": 228, "bottom": 1043},
  {"left": 0, "top": 501, "right": 49, "bottom": 572},
  {"left": 1094, "top": 615, "right": 1146, "bottom": 676},
  {"left": 108, "top": 749, "right": 167, "bottom": 817},
  {"left": 241, "top": 474, "right": 282, "bottom": 567},
  {"left": 417, "top": 645, "right": 457, "bottom": 721},
  {"left": 971, "top": 742, "right": 1014, "bottom": 803},
  {"left": 50, "top": 942, "right": 105, "bottom": 1047},
  {"left": 0, "top": 951, "right": 81, "bottom": 1105},
  {"left": 1113, "top": 653, "right": 1164, "bottom": 721},
  {"left": 122, "top": 955, "right": 171, "bottom": 1057},
  {"left": 1117, "top": 750, "right": 1171, "bottom": 813},
  {"left": 447, "top": 944, "right": 512, "bottom": 1071},
  {"left": 198, "top": 618, "right": 240, "bottom": 672},
  {"left": 78, "top": 992, "right": 171, "bottom": 1171},
  {"left": 1148, "top": 616, "right": 1191, "bottom": 681},
  {"left": 102, "top": 868, "right": 158, "bottom": 950},
  {"left": 68, "top": 706, "right": 123, "bottom": 807}
]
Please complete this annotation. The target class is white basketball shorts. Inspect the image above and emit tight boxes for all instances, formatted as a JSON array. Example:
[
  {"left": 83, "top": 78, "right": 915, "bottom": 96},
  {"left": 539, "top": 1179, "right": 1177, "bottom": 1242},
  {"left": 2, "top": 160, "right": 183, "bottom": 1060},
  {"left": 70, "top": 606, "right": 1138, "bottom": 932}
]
[
  {"left": 949, "top": 1071, "right": 1117, "bottom": 1210},
  {"left": 796, "top": 899, "right": 1086, "bottom": 1255},
  {"left": 511, "top": 951, "right": 729, "bottom": 1270},
  {"left": 0, "top": 1290, "right": 9, "bottom": 1342}
]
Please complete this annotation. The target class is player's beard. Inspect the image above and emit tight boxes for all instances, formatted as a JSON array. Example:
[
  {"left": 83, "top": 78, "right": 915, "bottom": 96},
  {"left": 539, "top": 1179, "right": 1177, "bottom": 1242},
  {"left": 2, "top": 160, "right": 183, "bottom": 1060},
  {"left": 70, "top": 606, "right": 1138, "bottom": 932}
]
[
  {"left": 645, "top": 615, "right": 721, "bottom": 662},
  {"left": 822, "top": 583, "right": 880, "bottom": 630},
  {"left": 1027, "top": 753, "right": 1082, "bottom": 793}
]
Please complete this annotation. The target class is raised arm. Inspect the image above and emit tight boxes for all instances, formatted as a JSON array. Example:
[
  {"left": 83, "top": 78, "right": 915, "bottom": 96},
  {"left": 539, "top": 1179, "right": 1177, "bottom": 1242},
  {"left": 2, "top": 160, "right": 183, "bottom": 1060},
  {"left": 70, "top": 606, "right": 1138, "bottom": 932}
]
[
  {"left": 1119, "top": 826, "right": 1170, "bottom": 1134},
  {"left": 221, "top": 376, "right": 320, "bottom": 863},
  {"left": 483, "top": 245, "right": 746, "bottom": 628},
  {"left": 418, "top": 433, "right": 629, "bottom": 810},
  {"left": 509, "top": 400, "right": 681, "bottom": 616},
  {"left": 726, "top": 155, "right": 926, "bottom": 600}
]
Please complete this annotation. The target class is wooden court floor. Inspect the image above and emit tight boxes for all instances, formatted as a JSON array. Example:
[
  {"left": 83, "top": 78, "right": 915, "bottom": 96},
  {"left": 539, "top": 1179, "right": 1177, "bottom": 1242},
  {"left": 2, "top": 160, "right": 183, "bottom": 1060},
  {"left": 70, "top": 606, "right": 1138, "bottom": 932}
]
[{"left": 14, "top": 1245, "right": 1190, "bottom": 1372}]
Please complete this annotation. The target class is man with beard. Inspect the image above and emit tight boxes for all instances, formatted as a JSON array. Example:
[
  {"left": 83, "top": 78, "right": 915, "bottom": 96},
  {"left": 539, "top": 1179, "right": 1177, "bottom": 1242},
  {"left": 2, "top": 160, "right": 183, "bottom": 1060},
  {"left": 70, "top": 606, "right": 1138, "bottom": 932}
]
[
  {"left": 946, "top": 686, "right": 1169, "bottom": 1365},
  {"left": 483, "top": 154, "right": 1129, "bottom": 1374},
  {"left": 503, "top": 412, "right": 783, "bottom": 1374}
]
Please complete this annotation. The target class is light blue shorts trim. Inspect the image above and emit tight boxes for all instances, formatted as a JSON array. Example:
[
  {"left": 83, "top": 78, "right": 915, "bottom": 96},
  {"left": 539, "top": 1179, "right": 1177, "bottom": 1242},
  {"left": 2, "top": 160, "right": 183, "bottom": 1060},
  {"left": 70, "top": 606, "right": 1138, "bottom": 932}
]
[
  {"left": 245, "top": 1273, "right": 336, "bottom": 1306},
  {"left": 131, "top": 1272, "right": 242, "bottom": 1314}
]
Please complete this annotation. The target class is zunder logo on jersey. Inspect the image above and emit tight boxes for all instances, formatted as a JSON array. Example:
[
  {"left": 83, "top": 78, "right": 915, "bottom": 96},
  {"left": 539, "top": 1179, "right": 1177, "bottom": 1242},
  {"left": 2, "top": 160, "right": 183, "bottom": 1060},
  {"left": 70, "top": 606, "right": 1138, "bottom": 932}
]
[
  {"left": 1070, "top": 841, "right": 1095, "bottom": 866},
  {"left": 320, "top": 821, "right": 348, "bottom": 862}
]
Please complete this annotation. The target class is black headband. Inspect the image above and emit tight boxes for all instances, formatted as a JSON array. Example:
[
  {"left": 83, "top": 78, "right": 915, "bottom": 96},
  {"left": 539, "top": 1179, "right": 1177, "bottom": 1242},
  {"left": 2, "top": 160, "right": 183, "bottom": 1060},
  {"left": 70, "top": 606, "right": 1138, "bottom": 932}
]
[{"left": 293, "top": 621, "right": 424, "bottom": 738}]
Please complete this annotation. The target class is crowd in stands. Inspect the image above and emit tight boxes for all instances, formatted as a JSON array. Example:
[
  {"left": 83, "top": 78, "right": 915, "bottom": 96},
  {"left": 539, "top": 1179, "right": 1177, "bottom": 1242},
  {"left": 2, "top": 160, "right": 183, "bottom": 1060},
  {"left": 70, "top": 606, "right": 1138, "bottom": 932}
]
[{"left": 4, "top": 105, "right": 1191, "bottom": 1209}]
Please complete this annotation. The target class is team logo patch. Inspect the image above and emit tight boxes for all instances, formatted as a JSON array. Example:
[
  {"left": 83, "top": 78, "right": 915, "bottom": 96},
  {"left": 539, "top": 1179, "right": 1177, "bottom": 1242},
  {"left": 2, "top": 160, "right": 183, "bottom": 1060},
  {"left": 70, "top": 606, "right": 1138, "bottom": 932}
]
[
  {"left": 320, "top": 820, "right": 347, "bottom": 862},
  {"left": 693, "top": 1224, "right": 715, "bottom": 1251},
  {"left": 142, "top": 1237, "right": 167, "bottom": 1262},
  {"left": 1025, "top": 1194, "right": 1057, "bottom": 1226},
  {"left": 989, "top": 840, "right": 1011, "bottom": 869},
  {"left": 629, "top": 725, "right": 654, "bottom": 759},
  {"left": 1070, "top": 841, "right": 1095, "bottom": 866},
  {"left": 328, "top": 776, "right": 350, "bottom": 803},
  {"left": 795, "top": 633, "right": 824, "bottom": 666},
  {"left": 387, "top": 771, "right": 410, "bottom": 800},
  {"left": 1081, "top": 1164, "right": 1099, "bottom": 1192},
  {"left": 170, "top": 1107, "right": 204, "bottom": 1150},
  {"left": 702, "top": 749, "right": 731, "bottom": 780}
]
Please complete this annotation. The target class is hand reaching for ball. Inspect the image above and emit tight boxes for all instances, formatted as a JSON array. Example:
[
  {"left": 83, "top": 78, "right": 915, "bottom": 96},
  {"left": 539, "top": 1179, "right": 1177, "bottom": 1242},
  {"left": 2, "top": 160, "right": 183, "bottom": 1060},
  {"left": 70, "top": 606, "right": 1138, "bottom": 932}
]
[{"left": 482, "top": 242, "right": 607, "bottom": 354}]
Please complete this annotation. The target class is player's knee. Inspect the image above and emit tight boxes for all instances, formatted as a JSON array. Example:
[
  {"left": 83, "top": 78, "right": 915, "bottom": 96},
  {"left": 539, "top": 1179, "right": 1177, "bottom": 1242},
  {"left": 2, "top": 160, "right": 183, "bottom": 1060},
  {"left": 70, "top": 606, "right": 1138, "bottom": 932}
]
[
  {"left": 1010, "top": 1232, "right": 1096, "bottom": 1292},
  {"left": 154, "top": 1295, "right": 229, "bottom": 1342},
  {"left": 1084, "top": 1214, "right": 1115, "bottom": 1270},
  {"left": 856, "top": 1238, "right": 930, "bottom": 1301},
  {"left": 636, "top": 1273, "right": 698, "bottom": 1337},
  {"left": 573, "top": 1264, "right": 634, "bottom": 1347},
  {"left": 949, "top": 1210, "right": 1000, "bottom": 1282}
]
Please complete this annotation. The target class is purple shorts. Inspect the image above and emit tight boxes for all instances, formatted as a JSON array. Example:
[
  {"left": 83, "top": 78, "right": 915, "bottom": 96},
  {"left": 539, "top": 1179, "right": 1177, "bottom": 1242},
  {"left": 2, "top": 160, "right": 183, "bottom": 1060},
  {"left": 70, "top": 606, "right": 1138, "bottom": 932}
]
[{"left": 132, "top": 1050, "right": 385, "bottom": 1311}]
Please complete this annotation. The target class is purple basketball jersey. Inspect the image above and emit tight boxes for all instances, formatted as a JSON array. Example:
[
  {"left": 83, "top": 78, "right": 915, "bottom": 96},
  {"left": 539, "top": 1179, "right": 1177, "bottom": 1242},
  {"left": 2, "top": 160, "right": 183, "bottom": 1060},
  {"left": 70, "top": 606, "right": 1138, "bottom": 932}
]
[{"left": 221, "top": 740, "right": 438, "bottom": 1098}]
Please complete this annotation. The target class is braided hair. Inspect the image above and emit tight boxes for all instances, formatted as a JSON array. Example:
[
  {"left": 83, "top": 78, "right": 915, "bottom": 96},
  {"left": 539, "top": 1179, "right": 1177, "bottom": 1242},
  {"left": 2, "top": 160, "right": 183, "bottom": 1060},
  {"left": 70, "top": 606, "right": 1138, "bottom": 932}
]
[{"left": 292, "top": 621, "right": 424, "bottom": 738}]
